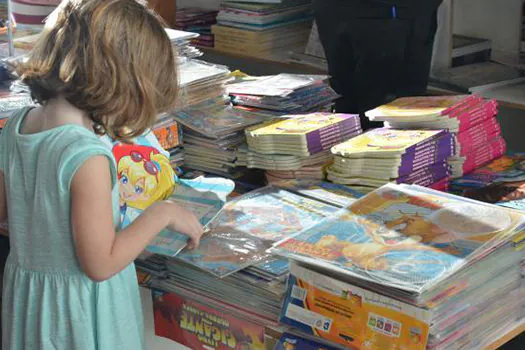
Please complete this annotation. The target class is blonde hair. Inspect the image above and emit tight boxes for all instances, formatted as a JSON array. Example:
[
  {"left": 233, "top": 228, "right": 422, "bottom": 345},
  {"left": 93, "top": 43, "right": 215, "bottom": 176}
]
[
  {"left": 17, "top": 0, "right": 178, "bottom": 141},
  {"left": 118, "top": 152, "right": 175, "bottom": 210}
]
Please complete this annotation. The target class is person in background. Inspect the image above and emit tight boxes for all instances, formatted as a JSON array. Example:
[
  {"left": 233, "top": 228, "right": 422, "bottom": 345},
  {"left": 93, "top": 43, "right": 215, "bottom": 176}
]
[
  {"left": 313, "top": 0, "right": 443, "bottom": 129},
  {"left": 0, "top": 1, "right": 203, "bottom": 349}
]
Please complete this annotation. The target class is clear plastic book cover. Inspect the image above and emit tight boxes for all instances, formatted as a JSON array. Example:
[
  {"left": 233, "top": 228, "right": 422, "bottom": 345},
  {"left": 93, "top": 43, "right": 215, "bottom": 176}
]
[
  {"left": 226, "top": 73, "right": 329, "bottom": 97},
  {"left": 176, "top": 185, "right": 339, "bottom": 277},
  {"left": 273, "top": 183, "right": 525, "bottom": 294}
]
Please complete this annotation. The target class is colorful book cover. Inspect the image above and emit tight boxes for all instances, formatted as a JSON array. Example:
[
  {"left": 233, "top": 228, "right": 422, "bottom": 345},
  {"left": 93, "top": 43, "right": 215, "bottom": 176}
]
[
  {"left": 451, "top": 153, "right": 525, "bottom": 210},
  {"left": 365, "top": 95, "right": 479, "bottom": 120},
  {"left": 331, "top": 128, "right": 447, "bottom": 159},
  {"left": 280, "top": 262, "right": 432, "bottom": 350},
  {"left": 460, "top": 136, "right": 507, "bottom": 175},
  {"left": 153, "top": 120, "right": 182, "bottom": 151},
  {"left": 253, "top": 257, "right": 289, "bottom": 276},
  {"left": 177, "top": 186, "right": 339, "bottom": 277},
  {"left": 153, "top": 290, "right": 266, "bottom": 350},
  {"left": 246, "top": 113, "right": 357, "bottom": 138},
  {"left": 275, "top": 333, "right": 340, "bottom": 350},
  {"left": 274, "top": 183, "right": 524, "bottom": 293}
]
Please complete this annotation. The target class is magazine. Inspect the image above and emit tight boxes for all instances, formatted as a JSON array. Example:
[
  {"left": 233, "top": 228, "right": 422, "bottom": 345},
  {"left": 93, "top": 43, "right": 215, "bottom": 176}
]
[
  {"left": 177, "top": 185, "right": 339, "bottom": 277},
  {"left": 273, "top": 183, "right": 525, "bottom": 293}
]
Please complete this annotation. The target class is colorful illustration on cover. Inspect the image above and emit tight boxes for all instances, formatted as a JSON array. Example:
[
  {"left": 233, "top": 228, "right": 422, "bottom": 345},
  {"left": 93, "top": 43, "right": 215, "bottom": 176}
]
[
  {"left": 365, "top": 129, "right": 438, "bottom": 150},
  {"left": 332, "top": 129, "right": 442, "bottom": 156},
  {"left": 113, "top": 143, "right": 175, "bottom": 223},
  {"left": 274, "top": 184, "right": 523, "bottom": 292},
  {"left": 99, "top": 132, "right": 177, "bottom": 228},
  {"left": 374, "top": 96, "right": 469, "bottom": 117},
  {"left": 248, "top": 113, "right": 350, "bottom": 136},
  {"left": 452, "top": 153, "right": 525, "bottom": 210},
  {"left": 153, "top": 290, "right": 265, "bottom": 350},
  {"left": 275, "top": 333, "right": 339, "bottom": 350},
  {"left": 177, "top": 186, "right": 339, "bottom": 277}
]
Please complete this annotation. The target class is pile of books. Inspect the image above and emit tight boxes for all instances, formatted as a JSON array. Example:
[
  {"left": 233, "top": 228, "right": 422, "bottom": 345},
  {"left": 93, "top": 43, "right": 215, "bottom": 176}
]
[
  {"left": 212, "top": 0, "right": 313, "bottom": 59},
  {"left": 451, "top": 152, "right": 525, "bottom": 211},
  {"left": 175, "top": 7, "right": 218, "bottom": 48},
  {"left": 327, "top": 128, "right": 454, "bottom": 193},
  {"left": 274, "top": 183, "right": 525, "bottom": 350},
  {"left": 227, "top": 73, "right": 338, "bottom": 115},
  {"left": 366, "top": 95, "right": 505, "bottom": 178},
  {"left": 174, "top": 104, "right": 268, "bottom": 177},
  {"left": 241, "top": 113, "right": 362, "bottom": 183}
]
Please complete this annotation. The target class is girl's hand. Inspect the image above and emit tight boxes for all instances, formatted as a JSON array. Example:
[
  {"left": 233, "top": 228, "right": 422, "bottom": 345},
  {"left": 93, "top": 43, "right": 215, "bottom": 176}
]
[{"left": 158, "top": 200, "right": 204, "bottom": 249}]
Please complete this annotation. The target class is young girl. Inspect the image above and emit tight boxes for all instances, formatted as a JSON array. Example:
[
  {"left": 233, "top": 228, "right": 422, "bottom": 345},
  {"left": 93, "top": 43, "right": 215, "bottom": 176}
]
[{"left": 0, "top": 1, "right": 204, "bottom": 349}]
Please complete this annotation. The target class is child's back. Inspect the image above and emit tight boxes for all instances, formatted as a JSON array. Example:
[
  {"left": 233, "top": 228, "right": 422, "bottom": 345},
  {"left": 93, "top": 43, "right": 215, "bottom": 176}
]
[{"left": 2, "top": 107, "right": 144, "bottom": 348}]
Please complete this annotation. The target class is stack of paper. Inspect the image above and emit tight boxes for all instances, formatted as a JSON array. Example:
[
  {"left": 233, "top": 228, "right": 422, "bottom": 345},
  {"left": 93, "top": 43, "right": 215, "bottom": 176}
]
[
  {"left": 451, "top": 152, "right": 525, "bottom": 211},
  {"left": 212, "top": 0, "right": 313, "bottom": 59},
  {"left": 241, "top": 113, "right": 361, "bottom": 182},
  {"left": 227, "top": 73, "right": 338, "bottom": 114},
  {"left": 366, "top": 95, "right": 505, "bottom": 177},
  {"left": 164, "top": 28, "right": 202, "bottom": 61},
  {"left": 275, "top": 183, "right": 525, "bottom": 350},
  {"left": 175, "top": 8, "right": 218, "bottom": 48},
  {"left": 328, "top": 128, "right": 454, "bottom": 192}
]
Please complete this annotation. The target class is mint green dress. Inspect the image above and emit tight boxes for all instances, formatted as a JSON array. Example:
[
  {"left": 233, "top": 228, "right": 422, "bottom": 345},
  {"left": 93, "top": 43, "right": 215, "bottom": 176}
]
[{"left": 1, "top": 108, "right": 145, "bottom": 349}]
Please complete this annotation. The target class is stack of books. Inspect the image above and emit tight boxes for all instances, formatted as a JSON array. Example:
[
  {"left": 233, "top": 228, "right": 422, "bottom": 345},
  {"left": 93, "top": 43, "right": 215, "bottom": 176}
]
[
  {"left": 366, "top": 95, "right": 505, "bottom": 178},
  {"left": 175, "top": 7, "right": 218, "bottom": 48},
  {"left": 172, "top": 58, "right": 232, "bottom": 172},
  {"left": 274, "top": 183, "right": 525, "bottom": 350},
  {"left": 212, "top": 0, "right": 313, "bottom": 59},
  {"left": 165, "top": 28, "right": 202, "bottom": 61},
  {"left": 227, "top": 73, "right": 338, "bottom": 115},
  {"left": 174, "top": 104, "right": 269, "bottom": 177},
  {"left": 327, "top": 128, "right": 454, "bottom": 193},
  {"left": 241, "top": 113, "right": 362, "bottom": 183},
  {"left": 451, "top": 152, "right": 525, "bottom": 211}
]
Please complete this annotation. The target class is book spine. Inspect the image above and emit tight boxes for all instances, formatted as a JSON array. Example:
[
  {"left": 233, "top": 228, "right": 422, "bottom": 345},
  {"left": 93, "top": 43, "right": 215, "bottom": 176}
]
[
  {"left": 442, "top": 95, "right": 483, "bottom": 117},
  {"left": 456, "top": 100, "right": 498, "bottom": 132},
  {"left": 456, "top": 118, "right": 502, "bottom": 156},
  {"left": 461, "top": 137, "right": 507, "bottom": 175},
  {"left": 397, "top": 162, "right": 450, "bottom": 184}
]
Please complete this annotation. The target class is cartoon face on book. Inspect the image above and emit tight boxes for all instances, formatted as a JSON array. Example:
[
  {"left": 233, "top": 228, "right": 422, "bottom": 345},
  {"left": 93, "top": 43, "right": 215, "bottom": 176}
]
[
  {"left": 100, "top": 132, "right": 177, "bottom": 227},
  {"left": 366, "top": 129, "right": 434, "bottom": 149}
]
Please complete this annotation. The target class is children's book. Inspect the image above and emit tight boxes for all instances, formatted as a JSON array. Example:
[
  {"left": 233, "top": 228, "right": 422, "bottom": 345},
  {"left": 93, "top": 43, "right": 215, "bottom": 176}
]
[
  {"left": 365, "top": 95, "right": 482, "bottom": 122},
  {"left": 275, "top": 332, "right": 340, "bottom": 350},
  {"left": 176, "top": 185, "right": 339, "bottom": 277},
  {"left": 331, "top": 128, "right": 449, "bottom": 159},
  {"left": 273, "top": 183, "right": 525, "bottom": 294},
  {"left": 451, "top": 153, "right": 525, "bottom": 210}
]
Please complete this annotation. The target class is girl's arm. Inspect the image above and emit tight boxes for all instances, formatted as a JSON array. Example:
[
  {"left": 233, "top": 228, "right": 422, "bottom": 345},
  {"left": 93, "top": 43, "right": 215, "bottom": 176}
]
[
  {"left": 0, "top": 171, "right": 7, "bottom": 236},
  {"left": 71, "top": 156, "right": 203, "bottom": 282}
]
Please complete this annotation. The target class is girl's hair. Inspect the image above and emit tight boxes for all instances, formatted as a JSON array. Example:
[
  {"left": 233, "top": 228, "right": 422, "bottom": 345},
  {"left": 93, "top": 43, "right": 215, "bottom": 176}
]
[
  {"left": 118, "top": 151, "right": 175, "bottom": 210},
  {"left": 16, "top": 0, "right": 178, "bottom": 141}
]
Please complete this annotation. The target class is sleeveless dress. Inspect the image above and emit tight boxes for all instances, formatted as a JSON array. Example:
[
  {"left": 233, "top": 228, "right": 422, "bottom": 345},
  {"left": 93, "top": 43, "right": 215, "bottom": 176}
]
[{"left": 0, "top": 108, "right": 144, "bottom": 349}]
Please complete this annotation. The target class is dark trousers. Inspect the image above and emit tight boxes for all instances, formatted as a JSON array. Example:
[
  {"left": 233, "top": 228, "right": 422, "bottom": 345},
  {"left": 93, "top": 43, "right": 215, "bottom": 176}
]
[{"left": 313, "top": 0, "right": 442, "bottom": 129}]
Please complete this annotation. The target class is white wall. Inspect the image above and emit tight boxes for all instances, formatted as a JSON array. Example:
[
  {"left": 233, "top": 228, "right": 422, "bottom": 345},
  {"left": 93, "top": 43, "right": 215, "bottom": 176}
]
[{"left": 452, "top": 0, "right": 523, "bottom": 64}]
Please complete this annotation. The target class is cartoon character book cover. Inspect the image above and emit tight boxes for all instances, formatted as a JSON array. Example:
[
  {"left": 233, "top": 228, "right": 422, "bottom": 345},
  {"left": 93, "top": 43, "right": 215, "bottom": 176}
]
[
  {"left": 176, "top": 186, "right": 339, "bottom": 277},
  {"left": 274, "top": 183, "right": 524, "bottom": 293},
  {"left": 451, "top": 153, "right": 525, "bottom": 210}
]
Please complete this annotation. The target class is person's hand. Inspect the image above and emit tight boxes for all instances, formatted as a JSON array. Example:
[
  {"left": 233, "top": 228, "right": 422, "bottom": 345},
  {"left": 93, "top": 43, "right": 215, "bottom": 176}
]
[{"left": 157, "top": 200, "right": 204, "bottom": 249}]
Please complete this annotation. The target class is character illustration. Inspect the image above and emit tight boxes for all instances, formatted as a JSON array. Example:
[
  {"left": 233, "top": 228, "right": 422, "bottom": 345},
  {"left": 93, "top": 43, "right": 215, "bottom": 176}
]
[
  {"left": 464, "top": 157, "right": 525, "bottom": 204},
  {"left": 113, "top": 143, "right": 175, "bottom": 217},
  {"left": 366, "top": 129, "right": 428, "bottom": 149}
]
